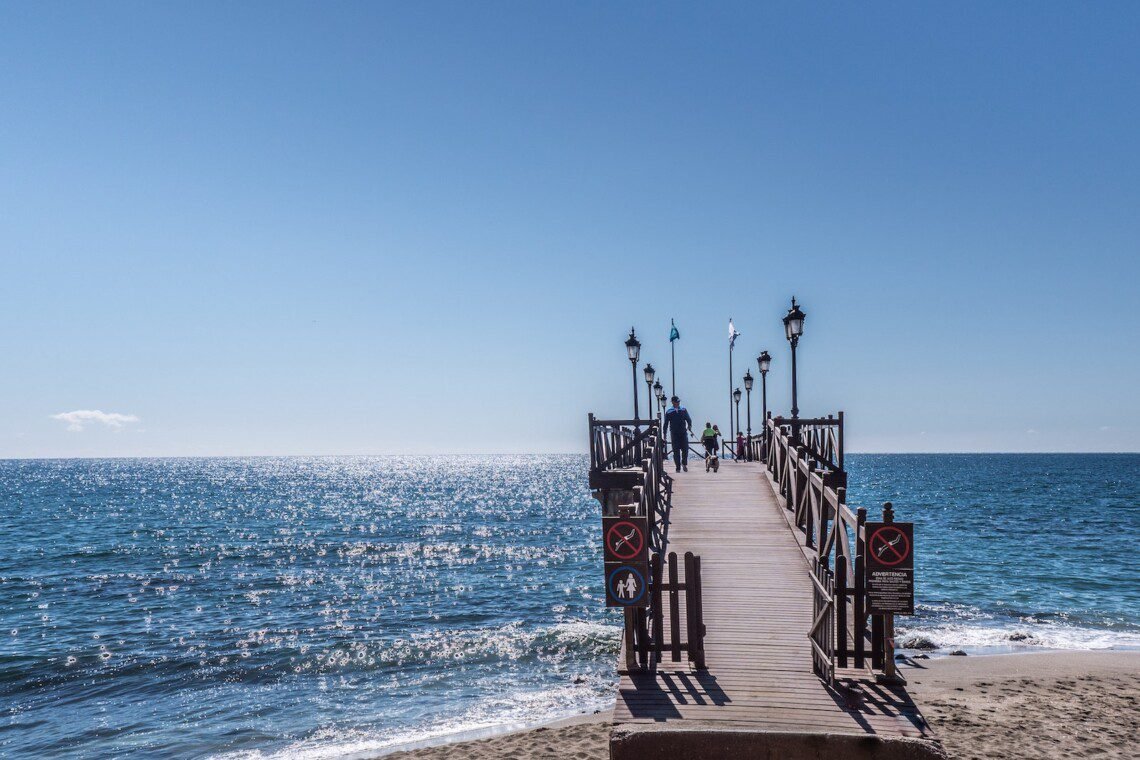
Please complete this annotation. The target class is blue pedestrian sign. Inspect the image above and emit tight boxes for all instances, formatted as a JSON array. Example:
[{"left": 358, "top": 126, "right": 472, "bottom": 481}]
[{"left": 606, "top": 562, "right": 649, "bottom": 608}]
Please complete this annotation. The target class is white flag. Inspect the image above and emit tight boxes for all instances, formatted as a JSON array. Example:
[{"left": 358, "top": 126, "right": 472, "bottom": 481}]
[{"left": 729, "top": 319, "right": 740, "bottom": 348}]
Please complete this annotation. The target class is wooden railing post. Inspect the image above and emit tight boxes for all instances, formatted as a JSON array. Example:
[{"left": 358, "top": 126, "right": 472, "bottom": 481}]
[
  {"left": 835, "top": 543, "right": 848, "bottom": 669},
  {"left": 821, "top": 476, "right": 829, "bottom": 557},
  {"left": 831, "top": 486, "right": 845, "bottom": 570},
  {"left": 854, "top": 506, "right": 867, "bottom": 670},
  {"left": 689, "top": 552, "right": 706, "bottom": 669},
  {"left": 804, "top": 459, "right": 816, "bottom": 548},
  {"left": 875, "top": 501, "right": 897, "bottom": 678},
  {"left": 837, "top": 410, "right": 845, "bottom": 472},
  {"left": 684, "top": 551, "right": 696, "bottom": 665},
  {"left": 651, "top": 553, "right": 663, "bottom": 668},
  {"left": 623, "top": 607, "right": 637, "bottom": 671},
  {"left": 668, "top": 552, "right": 681, "bottom": 662}
]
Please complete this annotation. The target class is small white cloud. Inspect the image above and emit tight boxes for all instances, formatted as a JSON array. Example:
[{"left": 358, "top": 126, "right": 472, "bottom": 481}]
[
  {"left": 1026, "top": 428, "right": 1039, "bottom": 436},
  {"left": 51, "top": 410, "right": 140, "bottom": 432},
  {"left": 1099, "top": 425, "right": 1111, "bottom": 432}
]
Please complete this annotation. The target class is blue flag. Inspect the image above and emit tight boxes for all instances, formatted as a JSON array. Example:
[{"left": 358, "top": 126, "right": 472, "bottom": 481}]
[{"left": 669, "top": 319, "right": 680, "bottom": 342}]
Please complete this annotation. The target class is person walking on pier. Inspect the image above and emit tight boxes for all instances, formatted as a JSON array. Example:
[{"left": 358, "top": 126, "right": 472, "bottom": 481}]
[
  {"left": 663, "top": 396, "right": 693, "bottom": 472},
  {"left": 736, "top": 431, "right": 746, "bottom": 461}
]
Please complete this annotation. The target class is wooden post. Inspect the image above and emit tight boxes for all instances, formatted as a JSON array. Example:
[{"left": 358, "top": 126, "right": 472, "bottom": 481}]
[
  {"left": 837, "top": 410, "right": 845, "bottom": 471},
  {"left": 816, "top": 473, "right": 829, "bottom": 558},
  {"left": 636, "top": 607, "right": 649, "bottom": 670},
  {"left": 878, "top": 614, "right": 905, "bottom": 685},
  {"left": 624, "top": 608, "right": 637, "bottom": 672},
  {"left": 835, "top": 544, "right": 848, "bottom": 669},
  {"left": 684, "top": 551, "right": 696, "bottom": 665},
  {"left": 588, "top": 413, "right": 596, "bottom": 471},
  {"left": 668, "top": 552, "right": 681, "bottom": 662},
  {"left": 854, "top": 506, "right": 867, "bottom": 669},
  {"left": 692, "top": 554, "right": 706, "bottom": 669},
  {"left": 805, "top": 460, "right": 816, "bottom": 548},
  {"left": 871, "top": 610, "right": 885, "bottom": 670},
  {"left": 651, "top": 553, "right": 664, "bottom": 669},
  {"left": 877, "top": 501, "right": 905, "bottom": 683}
]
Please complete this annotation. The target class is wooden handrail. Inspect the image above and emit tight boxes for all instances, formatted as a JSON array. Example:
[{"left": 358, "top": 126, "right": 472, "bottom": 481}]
[
  {"left": 589, "top": 415, "right": 703, "bottom": 672},
  {"left": 760, "top": 410, "right": 898, "bottom": 683},
  {"left": 588, "top": 415, "right": 672, "bottom": 556}
]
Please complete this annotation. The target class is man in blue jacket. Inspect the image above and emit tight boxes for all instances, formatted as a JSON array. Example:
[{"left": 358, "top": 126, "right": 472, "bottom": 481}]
[{"left": 663, "top": 396, "right": 694, "bottom": 472}]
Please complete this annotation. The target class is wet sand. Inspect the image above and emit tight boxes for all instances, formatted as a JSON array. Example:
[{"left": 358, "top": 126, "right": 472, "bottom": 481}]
[{"left": 382, "top": 651, "right": 1139, "bottom": 759}]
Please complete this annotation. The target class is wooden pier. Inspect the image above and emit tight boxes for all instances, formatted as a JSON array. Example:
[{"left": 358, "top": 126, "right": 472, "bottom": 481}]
[{"left": 589, "top": 415, "right": 946, "bottom": 759}]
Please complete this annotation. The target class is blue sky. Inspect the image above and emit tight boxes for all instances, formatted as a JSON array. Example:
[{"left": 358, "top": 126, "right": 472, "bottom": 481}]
[{"left": 1, "top": 1, "right": 1137, "bottom": 456}]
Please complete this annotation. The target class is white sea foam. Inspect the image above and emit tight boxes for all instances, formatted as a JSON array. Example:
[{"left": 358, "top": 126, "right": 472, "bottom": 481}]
[
  {"left": 218, "top": 678, "right": 616, "bottom": 760},
  {"left": 214, "top": 620, "right": 620, "bottom": 760},
  {"left": 898, "top": 621, "right": 1140, "bottom": 652}
]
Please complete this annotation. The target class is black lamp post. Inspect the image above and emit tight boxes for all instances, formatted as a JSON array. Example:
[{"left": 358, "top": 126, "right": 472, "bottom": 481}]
[
  {"left": 653, "top": 380, "right": 665, "bottom": 421},
  {"left": 757, "top": 350, "right": 771, "bottom": 458},
  {"left": 625, "top": 328, "right": 641, "bottom": 419},
  {"left": 782, "top": 298, "right": 805, "bottom": 438},
  {"left": 643, "top": 363, "right": 656, "bottom": 425},
  {"left": 743, "top": 370, "right": 753, "bottom": 460},
  {"left": 733, "top": 387, "right": 742, "bottom": 454}
]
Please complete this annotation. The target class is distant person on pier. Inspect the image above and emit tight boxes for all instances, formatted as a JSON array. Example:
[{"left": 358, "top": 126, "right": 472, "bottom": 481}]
[
  {"left": 663, "top": 396, "right": 693, "bottom": 472},
  {"left": 700, "top": 423, "right": 719, "bottom": 460},
  {"left": 736, "top": 431, "right": 746, "bottom": 461}
]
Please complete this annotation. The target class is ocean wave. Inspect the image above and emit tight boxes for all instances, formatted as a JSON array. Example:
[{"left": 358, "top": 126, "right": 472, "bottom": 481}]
[
  {"left": 216, "top": 678, "right": 616, "bottom": 760},
  {"left": 361, "top": 619, "right": 620, "bottom": 671},
  {"left": 897, "top": 619, "right": 1140, "bottom": 652},
  {"left": 1, "top": 619, "right": 622, "bottom": 701},
  {"left": 210, "top": 620, "right": 620, "bottom": 759}
]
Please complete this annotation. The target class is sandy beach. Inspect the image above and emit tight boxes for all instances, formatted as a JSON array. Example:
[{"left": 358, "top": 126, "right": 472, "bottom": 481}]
[
  {"left": 906, "top": 650, "right": 1139, "bottom": 759},
  {"left": 382, "top": 651, "right": 1139, "bottom": 759}
]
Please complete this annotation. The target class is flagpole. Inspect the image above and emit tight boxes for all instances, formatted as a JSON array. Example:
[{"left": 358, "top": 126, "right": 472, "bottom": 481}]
[{"left": 728, "top": 319, "right": 734, "bottom": 444}]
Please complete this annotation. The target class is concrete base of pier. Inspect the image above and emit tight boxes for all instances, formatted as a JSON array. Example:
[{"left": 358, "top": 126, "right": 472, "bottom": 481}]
[{"left": 610, "top": 725, "right": 948, "bottom": 760}]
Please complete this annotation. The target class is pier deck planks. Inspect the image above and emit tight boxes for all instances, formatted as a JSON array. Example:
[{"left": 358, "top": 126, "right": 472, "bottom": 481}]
[{"left": 612, "top": 462, "right": 936, "bottom": 744}]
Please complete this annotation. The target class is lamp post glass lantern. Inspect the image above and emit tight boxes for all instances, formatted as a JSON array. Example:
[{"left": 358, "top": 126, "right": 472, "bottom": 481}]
[
  {"left": 783, "top": 298, "right": 805, "bottom": 344},
  {"left": 733, "top": 387, "right": 742, "bottom": 449},
  {"left": 782, "top": 298, "right": 805, "bottom": 428},
  {"left": 757, "top": 351, "right": 771, "bottom": 458},
  {"left": 743, "top": 370, "right": 753, "bottom": 460},
  {"left": 625, "top": 328, "right": 641, "bottom": 419},
  {"left": 653, "top": 380, "right": 664, "bottom": 420},
  {"left": 643, "top": 363, "right": 656, "bottom": 426}
]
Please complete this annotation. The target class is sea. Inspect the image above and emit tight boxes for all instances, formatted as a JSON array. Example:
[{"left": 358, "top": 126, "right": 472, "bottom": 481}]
[{"left": 1, "top": 454, "right": 1137, "bottom": 757}]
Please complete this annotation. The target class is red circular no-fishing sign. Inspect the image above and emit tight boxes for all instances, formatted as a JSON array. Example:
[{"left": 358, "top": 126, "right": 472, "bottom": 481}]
[
  {"left": 605, "top": 520, "right": 646, "bottom": 561},
  {"left": 869, "top": 525, "right": 911, "bottom": 567}
]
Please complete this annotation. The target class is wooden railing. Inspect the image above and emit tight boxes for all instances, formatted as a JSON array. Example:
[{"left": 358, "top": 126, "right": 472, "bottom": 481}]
[
  {"left": 589, "top": 415, "right": 705, "bottom": 671},
  {"left": 648, "top": 551, "right": 706, "bottom": 670},
  {"left": 588, "top": 416, "right": 672, "bottom": 553},
  {"left": 762, "top": 413, "right": 900, "bottom": 684},
  {"left": 809, "top": 557, "right": 836, "bottom": 682}
]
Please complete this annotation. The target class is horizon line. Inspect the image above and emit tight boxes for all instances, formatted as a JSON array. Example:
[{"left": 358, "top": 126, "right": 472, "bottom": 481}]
[{"left": 0, "top": 450, "right": 1137, "bottom": 462}]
